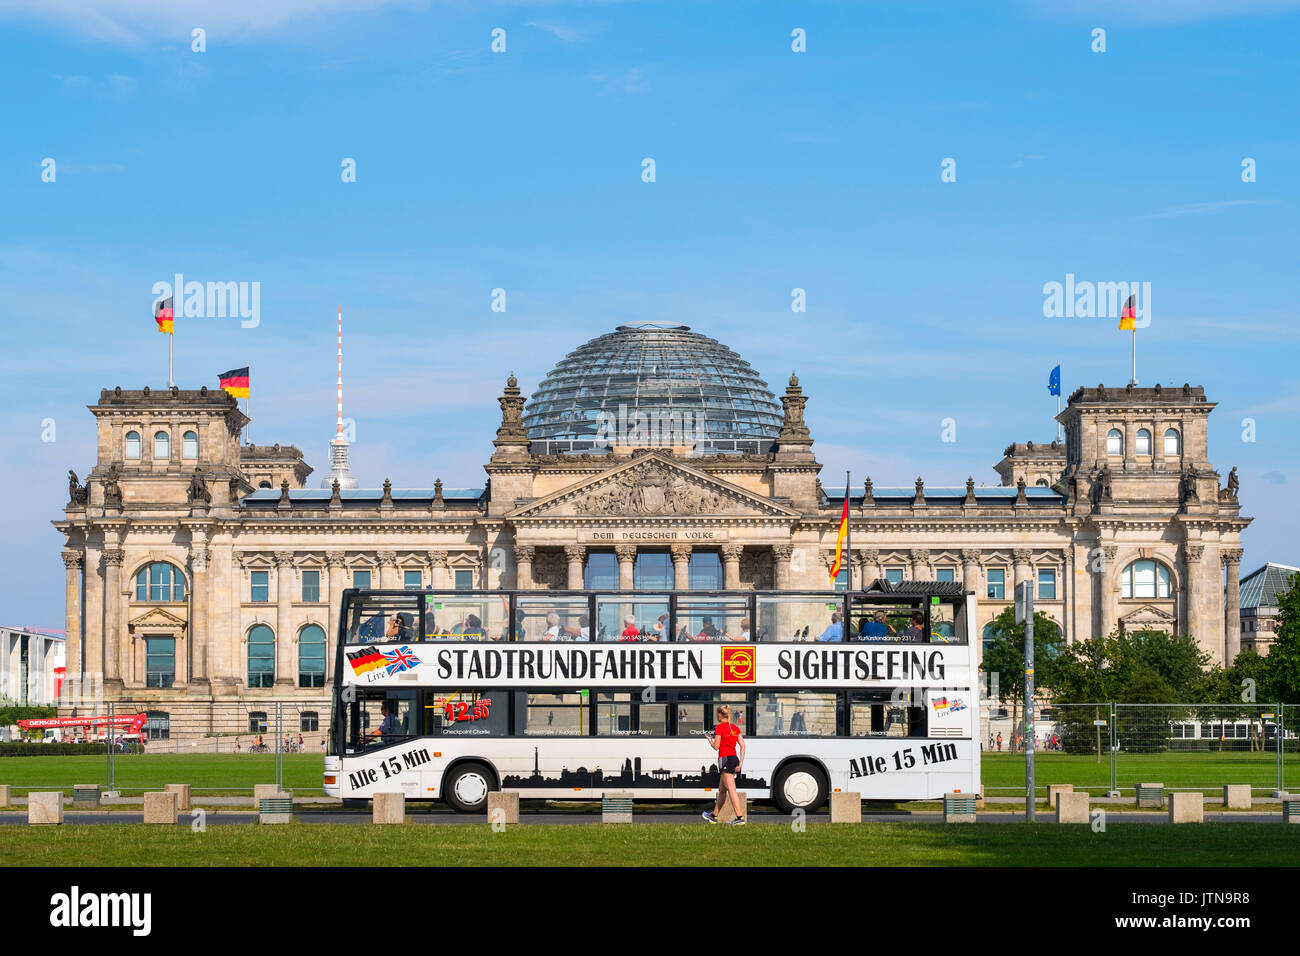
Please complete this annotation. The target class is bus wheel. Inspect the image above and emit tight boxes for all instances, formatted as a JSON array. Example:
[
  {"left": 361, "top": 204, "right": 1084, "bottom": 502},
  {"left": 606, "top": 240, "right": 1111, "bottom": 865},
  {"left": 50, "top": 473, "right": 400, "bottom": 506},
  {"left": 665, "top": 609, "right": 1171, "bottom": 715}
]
[
  {"left": 444, "top": 763, "right": 494, "bottom": 813},
  {"left": 772, "top": 761, "right": 827, "bottom": 814}
]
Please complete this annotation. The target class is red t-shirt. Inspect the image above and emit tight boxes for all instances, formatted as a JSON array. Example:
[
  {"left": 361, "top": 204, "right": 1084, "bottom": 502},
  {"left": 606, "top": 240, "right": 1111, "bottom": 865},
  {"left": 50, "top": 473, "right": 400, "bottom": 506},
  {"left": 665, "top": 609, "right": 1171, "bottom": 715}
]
[
  {"left": 714, "top": 722, "right": 741, "bottom": 758},
  {"left": 620, "top": 625, "right": 640, "bottom": 641}
]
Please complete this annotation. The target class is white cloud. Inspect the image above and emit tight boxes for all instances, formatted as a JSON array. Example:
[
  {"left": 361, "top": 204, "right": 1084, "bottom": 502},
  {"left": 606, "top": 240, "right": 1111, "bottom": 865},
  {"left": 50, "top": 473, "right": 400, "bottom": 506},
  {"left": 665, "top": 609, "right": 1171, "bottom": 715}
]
[
  {"left": 0, "top": 0, "right": 424, "bottom": 44},
  {"left": 528, "top": 20, "right": 581, "bottom": 42}
]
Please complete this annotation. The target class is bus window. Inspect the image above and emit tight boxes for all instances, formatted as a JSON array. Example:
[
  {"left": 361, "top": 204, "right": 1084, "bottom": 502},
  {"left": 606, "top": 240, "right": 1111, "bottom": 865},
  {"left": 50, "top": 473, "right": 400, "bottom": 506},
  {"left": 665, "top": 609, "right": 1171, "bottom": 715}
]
[
  {"left": 347, "top": 593, "right": 423, "bottom": 643},
  {"left": 677, "top": 596, "right": 748, "bottom": 642},
  {"left": 422, "top": 595, "right": 508, "bottom": 642},
  {"left": 423, "top": 690, "right": 508, "bottom": 737},
  {"left": 850, "top": 691, "right": 923, "bottom": 738},
  {"left": 594, "top": 596, "right": 669, "bottom": 642},
  {"left": 755, "top": 596, "right": 842, "bottom": 642},
  {"left": 596, "top": 691, "right": 669, "bottom": 736},
  {"left": 755, "top": 691, "right": 841, "bottom": 736},
  {"left": 848, "top": 598, "right": 916, "bottom": 641},
  {"left": 345, "top": 690, "right": 415, "bottom": 752},
  {"left": 516, "top": 692, "right": 588, "bottom": 736},
  {"left": 929, "top": 599, "right": 959, "bottom": 643},
  {"left": 674, "top": 692, "right": 748, "bottom": 737},
  {"left": 517, "top": 596, "right": 590, "bottom": 642}
]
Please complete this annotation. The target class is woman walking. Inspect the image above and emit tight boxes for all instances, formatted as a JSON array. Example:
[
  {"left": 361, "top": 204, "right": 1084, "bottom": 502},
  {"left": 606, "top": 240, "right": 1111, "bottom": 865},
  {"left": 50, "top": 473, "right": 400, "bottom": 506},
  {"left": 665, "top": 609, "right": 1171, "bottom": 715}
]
[{"left": 702, "top": 705, "right": 746, "bottom": 825}]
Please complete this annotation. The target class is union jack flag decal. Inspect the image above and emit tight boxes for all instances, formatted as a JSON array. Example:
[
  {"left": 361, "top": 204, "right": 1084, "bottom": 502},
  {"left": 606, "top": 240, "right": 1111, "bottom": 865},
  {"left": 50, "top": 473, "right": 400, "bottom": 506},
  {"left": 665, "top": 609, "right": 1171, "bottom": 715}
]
[{"left": 383, "top": 645, "right": 422, "bottom": 676}]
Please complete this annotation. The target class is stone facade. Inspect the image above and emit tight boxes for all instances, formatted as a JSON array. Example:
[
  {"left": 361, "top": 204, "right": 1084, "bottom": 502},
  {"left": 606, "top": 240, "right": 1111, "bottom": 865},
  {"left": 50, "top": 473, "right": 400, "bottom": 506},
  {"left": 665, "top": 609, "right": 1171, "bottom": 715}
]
[{"left": 52, "top": 373, "right": 1250, "bottom": 733}]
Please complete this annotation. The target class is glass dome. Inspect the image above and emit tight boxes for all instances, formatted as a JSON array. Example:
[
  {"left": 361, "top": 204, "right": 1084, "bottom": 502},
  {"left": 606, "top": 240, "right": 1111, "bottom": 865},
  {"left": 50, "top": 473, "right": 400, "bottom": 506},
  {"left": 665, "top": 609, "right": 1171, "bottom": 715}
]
[{"left": 523, "top": 324, "right": 783, "bottom": 455}]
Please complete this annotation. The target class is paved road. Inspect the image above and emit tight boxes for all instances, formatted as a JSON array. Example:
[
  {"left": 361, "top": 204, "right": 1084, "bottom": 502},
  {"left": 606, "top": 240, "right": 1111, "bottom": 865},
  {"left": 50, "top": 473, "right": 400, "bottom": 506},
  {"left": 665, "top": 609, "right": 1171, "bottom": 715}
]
[{"left": 0, "top": 810, "right": 1289, "bottom": 825}]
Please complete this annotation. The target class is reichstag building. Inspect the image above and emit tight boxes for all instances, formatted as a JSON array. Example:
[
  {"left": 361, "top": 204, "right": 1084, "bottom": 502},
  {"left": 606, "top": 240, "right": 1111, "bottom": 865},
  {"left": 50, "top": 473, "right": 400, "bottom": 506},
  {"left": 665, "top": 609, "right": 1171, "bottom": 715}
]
[{"left": 53, "top": 324, "right": 1250, "bottom": 728}]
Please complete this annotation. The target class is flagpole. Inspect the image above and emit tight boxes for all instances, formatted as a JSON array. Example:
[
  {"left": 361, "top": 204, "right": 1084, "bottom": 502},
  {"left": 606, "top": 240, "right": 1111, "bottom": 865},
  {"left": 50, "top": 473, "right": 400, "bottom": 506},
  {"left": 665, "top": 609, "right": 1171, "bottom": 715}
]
[
  {"left": 1131, "top": 328, "right": 1137, "bottom": 386},
  {"left": 245, "top": 364, "right": 251, "bottom": 446},
  {"left": 1056, "top": 369, "right": 1062, "bottom": 441},
  {"left": 168, "top": 331, "right": 174, "bottom": 388},
  {"left": 845, "top": 469, "right": 852, "bottom": 593}
]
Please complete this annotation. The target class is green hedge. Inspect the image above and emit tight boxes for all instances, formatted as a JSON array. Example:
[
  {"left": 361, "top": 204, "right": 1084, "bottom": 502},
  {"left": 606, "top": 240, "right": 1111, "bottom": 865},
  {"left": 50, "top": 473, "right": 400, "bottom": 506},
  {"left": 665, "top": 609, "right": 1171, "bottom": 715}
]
[{"left": 0, "top": 743, "right": 143, "bottom": 757}]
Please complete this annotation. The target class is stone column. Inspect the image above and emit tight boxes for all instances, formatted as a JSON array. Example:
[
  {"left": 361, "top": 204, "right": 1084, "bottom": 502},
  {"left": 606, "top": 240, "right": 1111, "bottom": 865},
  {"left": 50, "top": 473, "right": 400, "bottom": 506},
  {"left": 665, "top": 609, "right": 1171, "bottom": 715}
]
[
  {"left": 1098, "top": 545, "right": 1118, "bottom": 637},
  {"left": 274, "top": 551, "right": 294, "bottom": 686},
  {"left": 910, "top": 549, "right": 932, "bottom": 581},
  {"left": 82, "top": 541, "right": 103, "bottom": 682},
  {"left": 773, "top": 545, "right": 793, "bottom": 590},
  {"left": 188, "top": 544, "right": 210, "bottom": 686},
  {"left": 378, "top": 551, "right": 399, "bottom": 590},
  {"left": 326, "top": 553, "right": 347, "bottom": 682},
  {"left": 1013, "top": 549, "right": 1033, "bottom": 593},
  {"left": 1184, "top": 543, "right": 1205, "bottom": 653},
  {"left": 670, "top": 545, "right": 692, "bottom": 590},
  {"left": 860, "top": 548, "right": 881, "bottom": 585},
  {"left": 515, "top": 545, "right": 535, "bottom": 590},
  {"left": 721, "top": 544, "right": 742, "bottom": 590},
  {"left": 102, "top": 548, "right": 124, "bottom": 688},
  {"left": 565, "top": 545, "right": 586, "bottom": 590},
  {"left": 1223, "top": 548, "right": 1243, "bottom": 665},
  {"left": 615, "top": 545, "right": 636, "bottom": 591},
  {"left": 960, "top": 549, "right": 982, "bottom": 598},
  {"left": 428, "top": 551, "right": 449, "bottom": 590},
  {"left": 62, "top": 551, "right": 83, "bottom": 683}
]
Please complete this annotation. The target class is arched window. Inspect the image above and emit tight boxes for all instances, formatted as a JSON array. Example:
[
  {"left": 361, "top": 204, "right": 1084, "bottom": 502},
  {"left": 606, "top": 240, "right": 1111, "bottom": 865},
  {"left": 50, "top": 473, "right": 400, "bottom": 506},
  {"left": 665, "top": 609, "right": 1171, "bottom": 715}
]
[
  {"left": 981, "top": 622, "right": 1001, "bottom": 655},
  {"left": 135, "top": 562, "right": 186, "bottom": 601},
  {"left": 153, "top": 430, "right": 170, "bottom": 459},
  {"left": 1035, "top": 478, "right": 1049, "bottom": 487},
  {"left": 1106, "top": 429, "right": 1123, "bottom": 455},
  {"left": 299, "top": 625, "right": 327, "bottom": 688},
  {"left": 1164, "top": 428, "right": 1181, "bottom": 455},
  {"left": 248, "top": 625, "right": 275, "bottom": 688},
  {"left": 258, "top": 480, "right": 272, "bottom": 489},
  {"left": 1121, "top": 559, "right": 1172, "bottom": 599},
  {"left": 1136, "top": 429, "right": 1152, "bottom": 456},
  {"left": 125, "top": 430, "right": 141, "bottom": 459},
  {"left": 182, "top": 430, "right": 199, "bottom": 458}
]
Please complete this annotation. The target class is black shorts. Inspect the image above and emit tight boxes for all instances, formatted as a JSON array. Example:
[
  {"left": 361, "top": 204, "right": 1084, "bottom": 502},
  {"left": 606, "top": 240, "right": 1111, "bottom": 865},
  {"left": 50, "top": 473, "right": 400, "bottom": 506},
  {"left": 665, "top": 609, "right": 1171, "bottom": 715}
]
[{"left": 719, "top": 755, "right": 740, "bottom": 773}]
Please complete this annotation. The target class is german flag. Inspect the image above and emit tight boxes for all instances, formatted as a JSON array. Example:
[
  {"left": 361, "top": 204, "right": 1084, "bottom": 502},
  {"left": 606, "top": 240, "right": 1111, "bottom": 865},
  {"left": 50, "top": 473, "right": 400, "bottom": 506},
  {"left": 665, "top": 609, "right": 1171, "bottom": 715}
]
[
  {"left": 829, "top": 494, "right": 849, "bottom": 585},
  {"left": 346, "top": 647, "right": 386, "bottom": 676},
  {"left": 154, "top": 296, "right": 174, "bottom": 334},
  {"left": 218, "top": 367, "right": 249, "bottom": 398},
  {"left": 1118, "top": 292, "right": 1138, "bottom": 331}
]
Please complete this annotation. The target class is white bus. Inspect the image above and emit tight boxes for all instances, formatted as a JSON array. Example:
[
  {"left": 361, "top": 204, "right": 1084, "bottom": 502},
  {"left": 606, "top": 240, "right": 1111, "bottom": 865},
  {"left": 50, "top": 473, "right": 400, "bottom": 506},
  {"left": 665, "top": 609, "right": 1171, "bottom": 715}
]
[{"left": 323, "top": 583, "right": 980, "bottom": 813}]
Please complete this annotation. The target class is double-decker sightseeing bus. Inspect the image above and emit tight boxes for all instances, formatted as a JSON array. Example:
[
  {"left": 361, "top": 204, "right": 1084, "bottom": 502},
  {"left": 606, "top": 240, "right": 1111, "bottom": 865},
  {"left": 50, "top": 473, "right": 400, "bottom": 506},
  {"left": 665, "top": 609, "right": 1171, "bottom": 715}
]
[{"left": 324, "top": 581, "right": 979, "bottom": 813}]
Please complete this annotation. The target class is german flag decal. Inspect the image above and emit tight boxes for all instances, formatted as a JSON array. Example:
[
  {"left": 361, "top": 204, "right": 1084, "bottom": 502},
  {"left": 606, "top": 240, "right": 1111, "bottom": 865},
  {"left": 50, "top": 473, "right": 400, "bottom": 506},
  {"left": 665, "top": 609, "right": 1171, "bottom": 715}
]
[{"left": 347, "top": 647, "right": 386, "bottom": 676}]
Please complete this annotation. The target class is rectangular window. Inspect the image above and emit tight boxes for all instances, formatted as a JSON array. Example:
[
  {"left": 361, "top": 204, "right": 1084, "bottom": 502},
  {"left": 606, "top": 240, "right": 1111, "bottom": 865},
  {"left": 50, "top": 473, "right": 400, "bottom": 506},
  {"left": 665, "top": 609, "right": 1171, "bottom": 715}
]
[
  {"left": 677, "top": 595, "right": 749, "bottom": 642},
  {"left": 454, "top": 569, "right": 473, "bottom": 591},
  {"left": 145, "top": 712, "right": 170, "bottom": 740},
  {"left": 145, "top": 637, "right": 174, "bottom": 689},
  {"left": 249, "top": 712, "right": 268, "bottom": 734},
  {"left": 583, "top": 552, "right": 617, "bottom": 590},
  {"left": 885, "top": 567, "right": 904, "bottom": 584},
  {"left": 516, "top": 692, "right": 587, "bottom": 736},
  {"left": 424, "top": 690, "right": 509, "bottom": 737},
  {"left": 849, "top": 690, "right": 921, "bottom": 738},
  {"left": 352, "top": 570, "right": 371, "bottom": 590},
  {"left": 754, "top": 690, "right": 841, "bottom": 736},
  {"left": 300, "top": 712, "right": 319, "bottom": 733},
  {"left": 936, "top": 568, "right": 955, "bottom": 583},
  {"left": 674, "top": 691, "right": 748, "bottom": 737},
  {"left": 301, "top": 570, "right": 320, "bottom": 603},
  {"left": 756, "top": 596, "right": 842, "bottom": 643},
  {"left": 687, "top": 551, "right": 722, "bottom": 590},
  {"left": 987, "top": 568, "right": 1005, "bottom": 599},
  {"left": 250, "top": 570, "right": 269, "bottom": 603},
  {"left": 1037, "top": 568, "right": 1057, "bottom": 601},
  {"left": 596, "top": 691, "right": 670, "bottom": 737},
  {"left": 403, "top": 570, "right": 422, "bottom": 590}
]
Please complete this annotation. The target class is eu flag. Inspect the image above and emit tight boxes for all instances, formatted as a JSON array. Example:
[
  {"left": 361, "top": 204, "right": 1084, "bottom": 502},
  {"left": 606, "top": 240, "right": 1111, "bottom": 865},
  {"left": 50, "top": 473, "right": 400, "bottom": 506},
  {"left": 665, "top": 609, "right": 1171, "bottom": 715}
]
[{"left": 1048, "top": 365, "right": 1061, "bottom": 397}]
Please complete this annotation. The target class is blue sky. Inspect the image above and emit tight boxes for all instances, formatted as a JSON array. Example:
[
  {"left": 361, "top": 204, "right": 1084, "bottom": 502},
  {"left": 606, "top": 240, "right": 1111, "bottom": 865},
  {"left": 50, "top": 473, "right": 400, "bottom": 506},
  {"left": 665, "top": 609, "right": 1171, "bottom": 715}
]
[{"left": 2, "top": 0, "right": 1297, "bottom": 628}]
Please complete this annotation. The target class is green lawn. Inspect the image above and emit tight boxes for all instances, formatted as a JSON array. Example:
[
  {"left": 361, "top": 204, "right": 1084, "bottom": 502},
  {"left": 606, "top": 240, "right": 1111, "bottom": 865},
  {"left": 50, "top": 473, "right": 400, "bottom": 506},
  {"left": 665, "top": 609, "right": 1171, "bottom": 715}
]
[
  {"left": 981, "top": 752, "right": 1294, "bottom": 795},
  {"left": 0, "top": 751, "right": 1295, "bottom": 798},
  {"left": 0, "top": 753, "right": 325, "bottom": 795},
  {"left": 0, "top": 822, "right": 1294, "bottom": 866}
]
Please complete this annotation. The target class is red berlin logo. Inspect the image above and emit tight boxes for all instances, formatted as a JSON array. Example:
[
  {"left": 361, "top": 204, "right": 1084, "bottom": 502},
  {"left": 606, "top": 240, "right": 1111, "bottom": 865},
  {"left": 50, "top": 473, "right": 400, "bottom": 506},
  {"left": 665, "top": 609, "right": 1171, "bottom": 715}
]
[{"left": 721, "top": 646, "right": 755, "bottom": 683}]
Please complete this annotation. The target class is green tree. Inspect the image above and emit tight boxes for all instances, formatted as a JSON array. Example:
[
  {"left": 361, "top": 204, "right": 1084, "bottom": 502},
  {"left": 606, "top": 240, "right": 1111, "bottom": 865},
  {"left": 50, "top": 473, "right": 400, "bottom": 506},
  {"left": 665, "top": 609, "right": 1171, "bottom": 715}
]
[
  {"left": 978, "top": 607, "right": 1062, "bottom": 746},
  {"left": 1265, "top": 571, "right": 1300, "bottom": 704},
  {"left": 1119, "top": 629, "right": 1208, "bottom": 699}
]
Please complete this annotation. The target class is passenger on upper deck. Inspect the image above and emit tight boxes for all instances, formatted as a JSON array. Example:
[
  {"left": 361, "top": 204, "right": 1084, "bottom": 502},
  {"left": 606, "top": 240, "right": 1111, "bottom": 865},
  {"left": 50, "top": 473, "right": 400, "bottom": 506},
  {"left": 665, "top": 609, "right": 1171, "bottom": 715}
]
[
  {"left": 903, "top": 611, "right": 925, "bottom": 641},
  {"left": 816, "top": 610, "right": 845, "bottom": 642},
  {"left": 619, "top": 616, "right": 640, "bottom": 642},
  {"left": 462, "top": 613, "right": 489, "bottom": 642},
  {"left": 860, "top": 610, "right": 894, "bottom": 640},
  {"left": 696, "top": 616, "right": 720, "bottom": 641},
  {"left": 732, "top": 617, "right": 751, "bottom": 641}
]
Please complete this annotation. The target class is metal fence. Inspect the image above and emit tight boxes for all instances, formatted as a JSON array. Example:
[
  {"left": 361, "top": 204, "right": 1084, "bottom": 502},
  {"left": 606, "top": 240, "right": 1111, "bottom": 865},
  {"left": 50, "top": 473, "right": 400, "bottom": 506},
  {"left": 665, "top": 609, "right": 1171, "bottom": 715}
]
[
  {"left": 1, "top": 699, "right": 332, "bottom": 796},
  {"left": 981, "top": 702, "right": 1297, "bottom": 796}
]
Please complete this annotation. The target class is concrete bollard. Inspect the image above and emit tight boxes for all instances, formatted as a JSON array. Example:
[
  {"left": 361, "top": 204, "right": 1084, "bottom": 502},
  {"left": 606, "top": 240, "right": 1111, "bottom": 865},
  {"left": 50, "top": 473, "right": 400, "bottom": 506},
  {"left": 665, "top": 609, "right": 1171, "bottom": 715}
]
[
  {"left": 943, "top": 793, "right": 977, "bottom": 824},
  {"left": 1223, "top": 785, "right": 1251, "bottom": 810},
  {"left": 253, "top": 783, "right": 290, "bottom": 809},
  {"left": 1056, "top": 791, "right": 1090, "bottom": 824},
  {"left": 716, "top": 792, "right": 748, "bottom": 823},
  {"left": 143, "top": 791, "right": 179, "bottom": 824},
  {"left": 975, "top": 785, "right": 984, "bottom": 811},
  {"left": 165, "top": 784, "right": 192, "bottom": 811},
  {"left": 601, "top": 792, "right": 634, "bottom": 824},
  {"left": 1168, "top": 791, "right": 1204, "bottom": 824},
  {"left": 829, "top": 791, "right": 861, "bottom": 823},
  {"left": 72, "top": 784, "right": 101, "bottom": 808},
  {"left": 1136, "top": 783, "right": 1165, "bottom": 809},
  {"left": 487, "top": 791, "right": 520, "bottom": 825},
  {"left": 28, "top": 791, "right": 63, "bottom": 825},
  {"left": 1047, "top": 783, "right": 1073, "bottom": 810},
  {"left": 373, "top": 791, "right": 406, "bottom": 824},
  {"left": 0, "top": 785, "right": 10, "bottom": 809}
]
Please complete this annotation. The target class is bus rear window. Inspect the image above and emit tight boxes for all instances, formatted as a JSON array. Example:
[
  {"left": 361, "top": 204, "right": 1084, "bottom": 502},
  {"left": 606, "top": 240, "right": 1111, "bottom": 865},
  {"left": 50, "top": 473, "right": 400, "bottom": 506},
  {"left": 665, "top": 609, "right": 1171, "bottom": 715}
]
[
  {"left": 754, "top": 691, "right": 841, "bottom": 736},
  {"left": 424, "top": 690, "right": 508, "bottom": 737}
]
